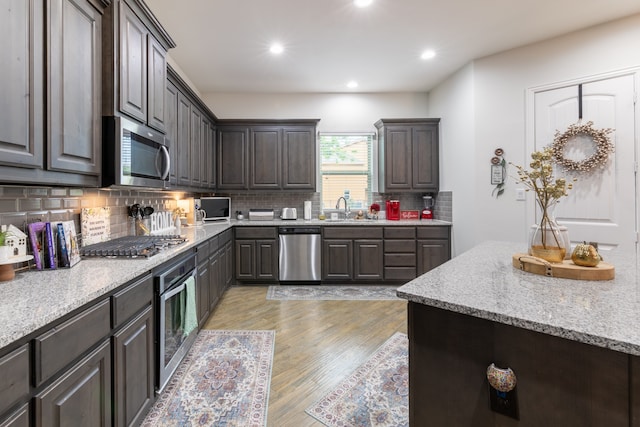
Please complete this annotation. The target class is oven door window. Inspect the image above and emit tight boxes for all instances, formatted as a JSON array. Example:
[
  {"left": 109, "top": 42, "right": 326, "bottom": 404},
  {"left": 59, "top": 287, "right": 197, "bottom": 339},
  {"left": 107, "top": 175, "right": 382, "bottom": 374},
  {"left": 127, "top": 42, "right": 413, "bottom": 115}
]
[
  {"left": 122, "top": 130, "right": 167, "bottom": 180},
  {"left": 163, "top": 286, "right": 187, "bottom": 368}
]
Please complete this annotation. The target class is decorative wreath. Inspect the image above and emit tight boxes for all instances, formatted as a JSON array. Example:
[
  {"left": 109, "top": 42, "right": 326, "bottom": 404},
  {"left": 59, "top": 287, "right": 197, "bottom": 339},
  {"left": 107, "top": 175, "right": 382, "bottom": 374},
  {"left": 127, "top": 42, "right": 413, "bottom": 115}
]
[{"left": 551, "top": 121, "right": 614, "bottom": 172}]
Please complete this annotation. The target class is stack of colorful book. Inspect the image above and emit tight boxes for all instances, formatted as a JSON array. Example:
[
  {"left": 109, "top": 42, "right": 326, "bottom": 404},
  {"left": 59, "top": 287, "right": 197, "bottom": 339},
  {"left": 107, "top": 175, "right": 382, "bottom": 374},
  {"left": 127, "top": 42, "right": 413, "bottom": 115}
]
[{"left": 27, "top": 221, "right": 80, "bottom": 270}]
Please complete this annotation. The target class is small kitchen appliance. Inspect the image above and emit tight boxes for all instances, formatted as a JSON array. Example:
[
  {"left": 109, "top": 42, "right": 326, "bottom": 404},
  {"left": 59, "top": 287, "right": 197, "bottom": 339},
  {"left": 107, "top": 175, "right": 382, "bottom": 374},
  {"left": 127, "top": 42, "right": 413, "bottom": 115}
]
[
  {"left": 421, "top": 195, "right": 434, "bottom": 219},
  {"left": 199, "top": 197, "right": 231, "bottom": 221},
  {"left": 386, "top": 200, "right": 401, "bottom": 220},
  {"left": 248, "top": 209, "right": 275, "bottom": 221},
  {"left": 281, "top": 208, "right": 297, "bottom": 220}
]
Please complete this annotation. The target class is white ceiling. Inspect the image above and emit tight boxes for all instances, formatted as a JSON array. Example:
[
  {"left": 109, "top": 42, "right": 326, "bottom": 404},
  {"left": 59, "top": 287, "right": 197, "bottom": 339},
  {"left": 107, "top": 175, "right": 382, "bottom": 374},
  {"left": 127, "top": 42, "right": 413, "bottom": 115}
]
[{"left": 145, "top": 0, "right": 640, "bottom": 94}]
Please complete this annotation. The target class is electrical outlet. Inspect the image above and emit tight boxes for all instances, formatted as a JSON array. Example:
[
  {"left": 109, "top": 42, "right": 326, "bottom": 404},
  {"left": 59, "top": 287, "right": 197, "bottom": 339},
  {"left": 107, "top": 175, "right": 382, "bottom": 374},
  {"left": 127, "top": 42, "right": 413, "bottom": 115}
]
[
  {"left": 489, "top": 386, "right": 519, "bottom": 419},
  {"left": 515, "top": 188, "right": 526, "bottom": 201}
]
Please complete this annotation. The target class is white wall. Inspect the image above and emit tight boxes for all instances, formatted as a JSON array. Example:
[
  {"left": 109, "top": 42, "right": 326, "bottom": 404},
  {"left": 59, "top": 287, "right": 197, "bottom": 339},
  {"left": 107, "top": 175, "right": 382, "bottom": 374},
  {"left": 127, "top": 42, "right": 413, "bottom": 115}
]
[
  {"left": 429, "top": 13, "right": 640, "bottom": 256},
  {"left": 428, "top": 64, "right": 475, "bottom": 257},
  {"left": 201, "top": 92, "right": 429, "bottom": 133}
]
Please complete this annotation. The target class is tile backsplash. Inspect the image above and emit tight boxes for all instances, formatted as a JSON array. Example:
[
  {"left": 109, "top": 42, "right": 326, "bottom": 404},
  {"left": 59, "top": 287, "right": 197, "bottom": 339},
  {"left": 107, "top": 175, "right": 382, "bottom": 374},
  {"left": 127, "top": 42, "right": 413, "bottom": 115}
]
[{"left": 0, "top": 186, "right": 452, "bottom": 243}]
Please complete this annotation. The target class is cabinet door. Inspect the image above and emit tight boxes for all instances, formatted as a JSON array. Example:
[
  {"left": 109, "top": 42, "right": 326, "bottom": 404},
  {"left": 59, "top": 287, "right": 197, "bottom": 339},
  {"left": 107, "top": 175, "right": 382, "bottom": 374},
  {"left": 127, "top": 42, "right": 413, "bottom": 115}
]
[
  {"left": 255, "top": 240, "right": 278, "bottom": 280},
  {"left": 235, "top": 240, "right": 255, "bottom": 280},
  {"left": 176, "top": 92, "right": 191, "bottom": 186},
  {"left": 35, "top": 340, "right": 112, "bottom": 427},
  {"left": 208, "top": 122, "right": 216, "bottom": 189},
  {"left": 147, "top": 35, "right": 166, "bottom": 132},
  {"left": 217, "top": 127, "right": 249, "bottom": 190},
  {"left": 199, "top": 115, "right": 211, "bottom": 188},
  {"left": 119, "top": 2, "right": 147, "bottom": 124},
  {"left": 224, "top": 241, "right": 233, "bottom": 288},
  {"left": 0, "top": 0, "right": 44, "bottom": 168},
  {"left": 411, "top": 124, "right": 439, "bottom": 191},
  {"left": 354, "top": 239, "right": 384, "bottom": 280},
  {"left": 417, "top": 239, "right": 450, "bottom": 275},
  {"left": 322, "top": 240, "right": 353, "bottom": 280},
  {"left": 197, "top": 260, "right": 210, "bottom": 328},
  {"left": 250, "top": 127, "right": 280, "bottom": 189},
  {"left": 190, "top": 107, "right": 202, "bottom": 186},
  {"left": 384, "top": 126, "right": 413, "bottom": 190},
  {"left": 282, "top": 126, "right": 316, "bottom": 190},
  {"left": 165, "top": 81, "right": 179, "bottom": 185},
  {"left": 48, "top": 0, "right": 101, "bottom": 175},
  {"left": 0, "top": 345, "right": 29, "bottom": 418},
  {"left": 0, "top": 403, "right": 29, "bottom": 427},
  {"left": 112, "top": 306, "right": 154, "bottom": 427},
  {"left": 209, "top": 251, "right": 221, "bottom": 310}
]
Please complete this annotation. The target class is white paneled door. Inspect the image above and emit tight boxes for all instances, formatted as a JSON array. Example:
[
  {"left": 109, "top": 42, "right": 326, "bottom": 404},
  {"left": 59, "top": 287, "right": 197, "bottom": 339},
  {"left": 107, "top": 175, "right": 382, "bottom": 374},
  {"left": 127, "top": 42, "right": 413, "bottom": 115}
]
[{"left": 531, "top": 72, "right": 637, "bottom": 253}]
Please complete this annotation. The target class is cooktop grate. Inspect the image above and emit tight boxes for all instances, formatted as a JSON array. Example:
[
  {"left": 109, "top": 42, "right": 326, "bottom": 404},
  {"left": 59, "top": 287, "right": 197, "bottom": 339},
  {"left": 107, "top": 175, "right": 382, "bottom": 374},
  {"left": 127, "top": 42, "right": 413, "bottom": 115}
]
[{"left": 79, "top": 235, "right": 187, "bottom": 258}]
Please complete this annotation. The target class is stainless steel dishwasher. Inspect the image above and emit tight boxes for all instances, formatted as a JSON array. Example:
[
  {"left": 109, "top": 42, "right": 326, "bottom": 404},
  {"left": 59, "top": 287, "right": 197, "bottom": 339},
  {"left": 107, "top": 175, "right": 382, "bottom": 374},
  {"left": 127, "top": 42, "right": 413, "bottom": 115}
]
[{"left": 278, "top": 226, "right": 321, "bottom": 282}]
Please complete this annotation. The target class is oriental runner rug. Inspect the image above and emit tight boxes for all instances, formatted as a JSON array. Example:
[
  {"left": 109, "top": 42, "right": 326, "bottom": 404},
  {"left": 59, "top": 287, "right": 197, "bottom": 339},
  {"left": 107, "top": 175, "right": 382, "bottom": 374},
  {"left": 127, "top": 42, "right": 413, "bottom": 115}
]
[
  {"left": 306, "top": 332, "right": 409, "bottom": 427},
  {"left": 266, "top": 285, "right": 401, "bottom": 301},
  {"left": 142, "top": 330, "right": 275, "bottom": 427}
]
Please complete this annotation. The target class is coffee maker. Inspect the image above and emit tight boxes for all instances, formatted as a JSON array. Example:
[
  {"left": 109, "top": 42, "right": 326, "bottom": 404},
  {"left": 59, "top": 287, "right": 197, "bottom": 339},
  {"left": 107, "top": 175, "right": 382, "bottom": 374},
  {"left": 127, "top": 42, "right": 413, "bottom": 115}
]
[
  {"left": 386, "top": 200, "right": 400, "bottom": 220},
  {"left": 421, "top": 195, "right": 434, "bottom": 220}
]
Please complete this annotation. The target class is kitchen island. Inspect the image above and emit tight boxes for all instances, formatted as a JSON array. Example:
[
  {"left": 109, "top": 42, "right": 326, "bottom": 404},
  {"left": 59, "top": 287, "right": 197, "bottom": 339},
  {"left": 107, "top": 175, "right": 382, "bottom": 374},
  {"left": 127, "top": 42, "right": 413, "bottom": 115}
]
[{"left": 397, "top": 241, "right": 640, "bottom": 426}]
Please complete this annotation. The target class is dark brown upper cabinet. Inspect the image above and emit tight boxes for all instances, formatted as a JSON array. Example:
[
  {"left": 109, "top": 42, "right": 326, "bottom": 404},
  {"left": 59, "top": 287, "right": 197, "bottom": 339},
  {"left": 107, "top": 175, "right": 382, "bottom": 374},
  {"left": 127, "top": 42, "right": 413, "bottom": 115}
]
[
  {"left": 375, "top": 118, "right": 440, "bottom": 193},
  {"left": 102, "top": 0, "right": 175, "bottom": 133},
  {"left": 217, "top": 120, "right": 319, "bottom": 191},
  {"left": 165, "top": 66, "right": 217, "bottom": 191},
  {"left": 0, "top": 0, "right": 105, "bottom": 187}
]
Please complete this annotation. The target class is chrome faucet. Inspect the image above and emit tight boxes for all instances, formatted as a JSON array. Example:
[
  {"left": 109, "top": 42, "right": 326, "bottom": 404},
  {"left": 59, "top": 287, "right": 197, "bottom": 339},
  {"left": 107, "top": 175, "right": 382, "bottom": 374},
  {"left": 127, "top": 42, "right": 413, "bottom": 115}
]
[{"left": 336, "top": 197, "right": 350, "bottom": 218}]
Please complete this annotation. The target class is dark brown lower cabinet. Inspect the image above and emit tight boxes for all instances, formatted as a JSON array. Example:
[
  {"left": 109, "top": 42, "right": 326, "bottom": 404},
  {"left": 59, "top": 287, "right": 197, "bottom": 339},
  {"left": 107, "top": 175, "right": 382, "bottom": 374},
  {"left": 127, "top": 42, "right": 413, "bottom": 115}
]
[
  {"left": 0, "top": 345, "right": 29, "bottom": 422},
  {"left": 322, "top": 227, "right": 383, "bottom": 282},
  {"left": 408, "top": 302, "right": 635, "bottom": 426},
  {"left": 416, "top": 226, "right": 451, "bottom": 275},
  {"left": 0, "top": 403, "right": 29, "bottom": 427},
  {"left": 112, "top": 306, "right": 154, "bottom": 427},
  {"left": 197, "top": 258, "right": 210, "bottom": 328},
  {"left": 234, "top": 227, "right": 278, "bottom": 283},
  {"left": 35, "top": 339, "right": 112, "bottom": 427},
  {"left": 209, "top": 248, "right": 221, "bottom": 310}
]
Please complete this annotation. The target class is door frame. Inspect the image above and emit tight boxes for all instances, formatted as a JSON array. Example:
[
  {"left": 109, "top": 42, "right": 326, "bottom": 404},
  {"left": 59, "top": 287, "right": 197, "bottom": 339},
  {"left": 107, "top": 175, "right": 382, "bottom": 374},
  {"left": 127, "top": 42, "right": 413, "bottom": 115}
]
[{"left": 524, "top": 67, "right": 640, "bottom": 250}]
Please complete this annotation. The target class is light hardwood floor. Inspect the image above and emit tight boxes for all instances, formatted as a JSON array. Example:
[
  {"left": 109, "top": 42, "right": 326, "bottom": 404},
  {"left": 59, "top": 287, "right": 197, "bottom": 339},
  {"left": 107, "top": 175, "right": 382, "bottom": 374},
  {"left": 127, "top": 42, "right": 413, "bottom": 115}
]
[{"left": 203, "top": 285, "right": 408, "bottom": 426}]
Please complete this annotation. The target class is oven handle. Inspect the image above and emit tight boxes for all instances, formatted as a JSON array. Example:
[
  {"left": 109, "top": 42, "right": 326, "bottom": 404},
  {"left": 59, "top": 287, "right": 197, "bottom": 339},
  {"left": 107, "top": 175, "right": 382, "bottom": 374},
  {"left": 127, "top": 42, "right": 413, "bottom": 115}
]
[{"left": 163, "top": 282, "right": 186, "bottom": 300}]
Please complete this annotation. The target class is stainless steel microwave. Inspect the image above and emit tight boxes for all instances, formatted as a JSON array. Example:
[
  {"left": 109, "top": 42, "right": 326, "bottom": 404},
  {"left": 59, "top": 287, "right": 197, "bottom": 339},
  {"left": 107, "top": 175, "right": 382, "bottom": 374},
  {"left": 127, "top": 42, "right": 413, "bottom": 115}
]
[{"left": 102, "top": 116, "right": 170, "bottom": 189}]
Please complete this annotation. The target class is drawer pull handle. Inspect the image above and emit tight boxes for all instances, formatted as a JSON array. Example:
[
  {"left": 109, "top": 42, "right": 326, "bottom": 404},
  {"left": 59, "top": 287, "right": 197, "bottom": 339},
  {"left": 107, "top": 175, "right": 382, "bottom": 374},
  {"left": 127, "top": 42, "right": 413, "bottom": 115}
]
[{"left": 486, "top": 363, "right": 517, "bottom": 392}]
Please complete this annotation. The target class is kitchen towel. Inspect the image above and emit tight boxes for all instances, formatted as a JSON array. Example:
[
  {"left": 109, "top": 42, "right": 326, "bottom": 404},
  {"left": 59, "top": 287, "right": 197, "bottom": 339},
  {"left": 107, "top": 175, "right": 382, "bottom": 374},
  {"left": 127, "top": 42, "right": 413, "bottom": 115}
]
[{"left": 182, "top": 276, "right": 198, "bottom": 337}]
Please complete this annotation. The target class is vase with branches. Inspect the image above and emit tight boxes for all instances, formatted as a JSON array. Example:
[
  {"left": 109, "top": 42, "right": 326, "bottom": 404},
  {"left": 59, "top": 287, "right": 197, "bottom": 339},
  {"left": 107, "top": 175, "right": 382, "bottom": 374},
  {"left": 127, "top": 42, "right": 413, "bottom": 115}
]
[{"left": 512, "top": 147, "right": 575, "bottom": 263}]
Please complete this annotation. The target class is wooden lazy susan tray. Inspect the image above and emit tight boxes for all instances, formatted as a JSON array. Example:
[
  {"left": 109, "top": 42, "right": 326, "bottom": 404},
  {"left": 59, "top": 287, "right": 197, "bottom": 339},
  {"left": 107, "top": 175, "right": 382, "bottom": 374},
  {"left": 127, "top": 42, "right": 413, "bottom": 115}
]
[{"left": 512, "top": 253, "right": 615, "bottom": 281}]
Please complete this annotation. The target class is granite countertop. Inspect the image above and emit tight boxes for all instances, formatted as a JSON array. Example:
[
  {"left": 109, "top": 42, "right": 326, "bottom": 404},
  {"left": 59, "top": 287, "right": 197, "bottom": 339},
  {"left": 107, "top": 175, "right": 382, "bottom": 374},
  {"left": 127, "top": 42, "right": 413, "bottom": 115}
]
[
  {"left": 397, "top": 241, "right": 640, "bottom": 355},
  {"left": 0, "top": 222, "right": 231, "bottom": 350},
  {"left": 0, "top": 218, "right": 451, "bottom": 351}
]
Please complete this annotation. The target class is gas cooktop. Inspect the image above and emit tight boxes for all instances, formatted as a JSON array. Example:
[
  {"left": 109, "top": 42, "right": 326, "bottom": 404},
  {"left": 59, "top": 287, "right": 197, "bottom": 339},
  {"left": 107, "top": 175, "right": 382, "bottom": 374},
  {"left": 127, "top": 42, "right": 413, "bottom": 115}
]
[{"left": 79, "top": 235, "right": 187, "bottom": 258}]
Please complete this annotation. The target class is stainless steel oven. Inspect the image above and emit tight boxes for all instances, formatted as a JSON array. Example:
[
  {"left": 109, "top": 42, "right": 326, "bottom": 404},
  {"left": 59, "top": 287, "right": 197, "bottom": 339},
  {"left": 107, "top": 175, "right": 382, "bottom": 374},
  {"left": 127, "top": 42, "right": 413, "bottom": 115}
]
[
  {"left": 155, "top": 252, "right": 198, "bottom": 392},
  {"left": 102, "top": 116, "right": 170, "bottom": 189}
]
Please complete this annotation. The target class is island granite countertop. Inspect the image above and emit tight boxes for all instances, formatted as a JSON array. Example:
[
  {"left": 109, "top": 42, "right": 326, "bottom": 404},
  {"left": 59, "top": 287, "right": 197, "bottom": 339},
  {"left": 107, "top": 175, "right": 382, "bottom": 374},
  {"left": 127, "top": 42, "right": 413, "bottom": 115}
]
[
  {"left": 0, "top": 218, "right": 450, "bottom": 351},
  {"left": 397, "top": 240, "right": 640, "bottom": 356}
]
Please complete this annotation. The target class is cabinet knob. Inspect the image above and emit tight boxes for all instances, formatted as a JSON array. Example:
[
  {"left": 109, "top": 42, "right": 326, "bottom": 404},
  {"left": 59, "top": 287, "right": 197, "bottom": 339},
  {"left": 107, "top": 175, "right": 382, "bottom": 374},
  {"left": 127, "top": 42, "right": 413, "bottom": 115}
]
[{"left": 486, "top": 363, "right": 517, "bottom": 392}]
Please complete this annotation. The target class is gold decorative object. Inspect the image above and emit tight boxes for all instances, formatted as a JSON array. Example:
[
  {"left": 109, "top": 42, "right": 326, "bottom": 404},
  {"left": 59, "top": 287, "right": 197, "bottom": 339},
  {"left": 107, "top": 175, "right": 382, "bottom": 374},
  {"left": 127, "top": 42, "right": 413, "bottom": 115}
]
[{"left": 571, "top": 242, "right": 601, "bottom": 267}]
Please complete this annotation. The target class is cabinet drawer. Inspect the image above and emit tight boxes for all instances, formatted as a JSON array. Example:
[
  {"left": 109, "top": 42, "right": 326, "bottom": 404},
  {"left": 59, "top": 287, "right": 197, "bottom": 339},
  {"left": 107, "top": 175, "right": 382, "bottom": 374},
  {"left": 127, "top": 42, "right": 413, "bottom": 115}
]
[
  {"left": 417, "top": 226, "right": 450, "bottom": 239},
  {"left": 0, "top": 345, "right": 29, "bottom": 416},
  {"left": 385, "top": 253, "right": 416, "bottom": 267},
  {"left": 235, "top": 227, "right": 277, "bottom": 239},
  {"left": 384, "top": 267, "right": 416, "bottom": 280},
  {"left": 384, "top": 227, "right": 415, "bottom": 239},
  {"left": 196, "top": 240, "right": 210, "bottom": 264},
  {"left": 209, "top": 235, "right": 220, "bottom": 253},
  {"left": 112, "top": 274, "right": 153, "bottom": 329},
  {"left": 385, "top": 240, "right": 416, "bottom": 253},
  {"left": 34, "top": 299, "right": 111, "bottom": 386},
  {"left": 323, "top": 227, "right": 383, "bottom": 239}
]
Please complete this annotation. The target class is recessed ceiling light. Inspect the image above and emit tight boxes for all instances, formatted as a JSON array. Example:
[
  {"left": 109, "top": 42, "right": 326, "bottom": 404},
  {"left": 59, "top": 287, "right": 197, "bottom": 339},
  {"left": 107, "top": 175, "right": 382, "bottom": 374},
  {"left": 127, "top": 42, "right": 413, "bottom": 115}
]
[
  {"left": 270, "top": 43, "right": 284, "bottom": 55},
  {"left": 354, "top": 0, "right": 373, "bottom": 8},
  {"left": 347, "top": 80, "right": 359, "bottom": 88},
  {"left": 421, "top": 49, "right": 436, "bottom": 60}
]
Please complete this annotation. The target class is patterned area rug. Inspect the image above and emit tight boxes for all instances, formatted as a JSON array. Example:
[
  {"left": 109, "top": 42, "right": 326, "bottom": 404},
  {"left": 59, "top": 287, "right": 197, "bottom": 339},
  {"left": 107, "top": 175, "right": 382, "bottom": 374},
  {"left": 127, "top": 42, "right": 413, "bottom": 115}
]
[
  {"left": 142, "top": 330, "right": 275, "bottom": 427},
  {"left": 306, "top": 332, "right": 409, "bottom": 427},
  {"left": 266, "top": 285, "right": 401, "bottom": 301}
]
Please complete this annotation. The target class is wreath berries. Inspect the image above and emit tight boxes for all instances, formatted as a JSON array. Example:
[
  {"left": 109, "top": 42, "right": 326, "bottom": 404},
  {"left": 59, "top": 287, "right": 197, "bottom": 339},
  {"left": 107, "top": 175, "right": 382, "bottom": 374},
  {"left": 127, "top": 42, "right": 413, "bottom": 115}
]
[{"left": 551, "top": 121, "right": 614, "bottom": 172}]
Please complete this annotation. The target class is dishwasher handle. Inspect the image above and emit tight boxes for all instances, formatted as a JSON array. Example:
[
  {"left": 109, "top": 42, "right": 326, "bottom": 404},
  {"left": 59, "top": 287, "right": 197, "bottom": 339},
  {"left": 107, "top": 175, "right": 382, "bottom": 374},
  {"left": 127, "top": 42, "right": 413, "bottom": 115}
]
[{"left": 278, "top": 226, "right": 321, "bottom": 234}]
